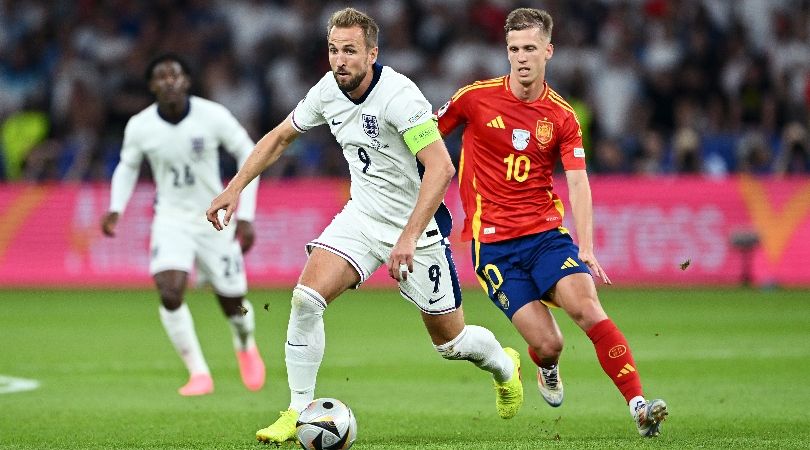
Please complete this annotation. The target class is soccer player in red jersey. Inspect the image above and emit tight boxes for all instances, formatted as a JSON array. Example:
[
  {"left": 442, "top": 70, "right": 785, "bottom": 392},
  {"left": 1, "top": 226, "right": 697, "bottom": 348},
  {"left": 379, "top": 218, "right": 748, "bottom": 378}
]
[{"left": 437, "top": 8, "right": 668, "bottom": 437}]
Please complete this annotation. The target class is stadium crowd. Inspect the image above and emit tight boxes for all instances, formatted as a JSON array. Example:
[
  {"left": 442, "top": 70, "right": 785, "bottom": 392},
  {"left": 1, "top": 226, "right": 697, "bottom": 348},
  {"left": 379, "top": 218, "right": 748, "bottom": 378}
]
[{"left": 1, "top": 0, "right": 809, "bottom": 182}]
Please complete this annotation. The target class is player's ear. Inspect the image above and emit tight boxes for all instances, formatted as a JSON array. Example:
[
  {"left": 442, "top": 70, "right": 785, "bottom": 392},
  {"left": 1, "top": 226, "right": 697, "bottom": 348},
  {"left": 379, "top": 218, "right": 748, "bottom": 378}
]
[{"left": 368, "top": 46, "right": 378, "bottom": 64}]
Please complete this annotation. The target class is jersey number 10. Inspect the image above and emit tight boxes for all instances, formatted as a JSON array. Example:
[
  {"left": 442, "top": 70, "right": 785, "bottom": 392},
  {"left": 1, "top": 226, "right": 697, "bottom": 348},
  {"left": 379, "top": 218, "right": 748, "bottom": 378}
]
[{"left": 503, "top": 153, "right": 530, "bottom": 182}]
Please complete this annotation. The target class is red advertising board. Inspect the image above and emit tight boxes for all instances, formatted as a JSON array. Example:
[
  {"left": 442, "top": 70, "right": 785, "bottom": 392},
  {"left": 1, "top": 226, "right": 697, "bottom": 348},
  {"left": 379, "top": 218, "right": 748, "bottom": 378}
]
[{"left": 0, "top": 176, "right": 808, "bottom": 288}]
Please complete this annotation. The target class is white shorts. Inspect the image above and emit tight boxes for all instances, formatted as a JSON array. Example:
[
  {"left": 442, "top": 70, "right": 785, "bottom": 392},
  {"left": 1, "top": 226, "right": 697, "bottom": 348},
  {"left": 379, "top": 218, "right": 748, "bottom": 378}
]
[
  {"left": 307, "top": 208, "right": 461, "bottom": 315},
  {"left": 150, "top": 215, "right": 247, "bottom": 297}
]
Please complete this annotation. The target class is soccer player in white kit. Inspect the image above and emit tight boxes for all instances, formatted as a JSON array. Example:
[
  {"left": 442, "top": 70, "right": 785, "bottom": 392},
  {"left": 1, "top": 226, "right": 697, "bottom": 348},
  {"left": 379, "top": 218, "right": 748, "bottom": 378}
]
[
  {"left": 101, "top": 54, "right": 265, "bottom": 396},
  {"left": 206, "top": 8, "right": 524, "bottom": 445}
]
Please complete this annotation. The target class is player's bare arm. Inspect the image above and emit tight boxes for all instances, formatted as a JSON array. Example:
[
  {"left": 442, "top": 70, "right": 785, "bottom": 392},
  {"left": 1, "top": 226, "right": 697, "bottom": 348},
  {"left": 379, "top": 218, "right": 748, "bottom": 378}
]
[
  {"left": 207, "top": 118, "right": 300, "bottom": 230},
  {"left": 565, "top": 169, "right": 611, "bottom": 285},
  {"left": 388, "top": 140, "right": 455, "bottom": 281}
]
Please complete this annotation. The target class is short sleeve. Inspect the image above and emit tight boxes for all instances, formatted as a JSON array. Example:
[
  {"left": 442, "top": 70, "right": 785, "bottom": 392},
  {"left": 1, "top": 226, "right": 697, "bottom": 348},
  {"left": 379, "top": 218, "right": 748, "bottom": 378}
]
[
  {"left": 438, "top": 86, "right": 472, "bottom": 136},
  {"left": 384, "top": 81, "right": 433, "bottom": 133},
  {"left": 290, "top": 81, "right": 327, "bottom": 133},
  {"left": 559, "top": 111, "right": 586, "bottom": 170}
]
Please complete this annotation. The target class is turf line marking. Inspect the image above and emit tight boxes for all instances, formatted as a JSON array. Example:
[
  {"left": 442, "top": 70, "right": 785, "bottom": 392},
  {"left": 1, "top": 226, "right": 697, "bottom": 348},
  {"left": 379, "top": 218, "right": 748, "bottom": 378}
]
[{"left": 0, "top": 375, "right": 40, "bottom": 394}]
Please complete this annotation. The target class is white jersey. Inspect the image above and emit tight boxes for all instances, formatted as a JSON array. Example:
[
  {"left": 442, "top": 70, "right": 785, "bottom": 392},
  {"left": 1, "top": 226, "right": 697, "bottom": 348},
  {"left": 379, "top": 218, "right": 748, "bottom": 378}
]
[
  {"left": 110, "top": 96, "right": 258, "bottom": 225},
  {"left": 290, "top": 64, "right": 451, "bottom": 247}
]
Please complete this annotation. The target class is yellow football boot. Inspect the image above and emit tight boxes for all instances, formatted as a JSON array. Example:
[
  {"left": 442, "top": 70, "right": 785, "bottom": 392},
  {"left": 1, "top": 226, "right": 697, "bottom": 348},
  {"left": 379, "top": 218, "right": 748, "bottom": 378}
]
[
  {"left": 494, "top": 347, "right": 524, "bottom": 419},
  {"left": 256, "top": 409, "right": 299, "bottom": 444}
]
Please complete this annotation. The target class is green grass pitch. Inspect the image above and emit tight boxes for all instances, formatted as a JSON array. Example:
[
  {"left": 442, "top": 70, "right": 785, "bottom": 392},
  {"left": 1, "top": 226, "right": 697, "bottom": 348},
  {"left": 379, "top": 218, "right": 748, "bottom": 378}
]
[{"left": 1, "top": 287, "right": 809, "bottom": 449}]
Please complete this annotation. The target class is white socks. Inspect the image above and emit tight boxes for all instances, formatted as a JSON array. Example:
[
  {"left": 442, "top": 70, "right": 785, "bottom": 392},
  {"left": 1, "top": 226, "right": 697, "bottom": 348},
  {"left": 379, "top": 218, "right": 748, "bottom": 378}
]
[
  {"left": 159, "top": 303, "right": 210, "bottom": 376},
  {"left": 285, "top": 285, "right": 327, "bottom": 412},
  {"left": 629, "top": 395, "right": 646, "bottom": 415},
  {"left": 434, "top": 325, "right": 513, "bottom": 383},
  {"left": 227, "top": 299, "right": 257, "bottom": 351}
]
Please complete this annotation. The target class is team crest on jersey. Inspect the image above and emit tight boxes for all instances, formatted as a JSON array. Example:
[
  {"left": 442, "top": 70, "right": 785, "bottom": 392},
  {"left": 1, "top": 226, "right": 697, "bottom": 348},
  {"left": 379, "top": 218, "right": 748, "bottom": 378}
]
[
  {"left": 362, "top": 114, "right": 379, "bottom": 138},
  {"left": 535, "top": 120, "right": 554, "bottom": 145},
  {"left": 512, "top": 129, "right": 530, "bottom": 151},
  {"left": 191, "top": 137, "right": 205, "bottom": 160}
]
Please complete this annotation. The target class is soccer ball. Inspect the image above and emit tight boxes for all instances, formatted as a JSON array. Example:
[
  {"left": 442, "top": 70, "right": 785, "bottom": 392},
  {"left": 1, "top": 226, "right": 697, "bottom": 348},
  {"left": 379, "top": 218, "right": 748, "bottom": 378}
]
[{"left": 296, "top": 398, "right": 357, "bottom": 450}]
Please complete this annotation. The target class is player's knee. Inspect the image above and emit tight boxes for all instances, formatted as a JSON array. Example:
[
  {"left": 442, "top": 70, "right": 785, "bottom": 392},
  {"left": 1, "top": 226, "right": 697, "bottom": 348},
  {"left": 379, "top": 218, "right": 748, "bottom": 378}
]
[
  {"left": 157, "top": 286, "right": 184, "bottom": 310},
  {"left": 533, "top": 339, "right": 563, "bottom": 361},
  {"left": 565, "top": 295, "right": 604, "bottom": 328},
  {"left": 291, "top": 284, "right": 327, "bottom": 317}
]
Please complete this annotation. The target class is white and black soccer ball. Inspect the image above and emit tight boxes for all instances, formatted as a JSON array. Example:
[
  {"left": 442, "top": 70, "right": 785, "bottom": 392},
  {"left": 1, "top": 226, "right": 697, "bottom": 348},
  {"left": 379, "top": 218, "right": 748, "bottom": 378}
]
[{"left": 296, "top": 398, "right": 357, "bottom": 450}]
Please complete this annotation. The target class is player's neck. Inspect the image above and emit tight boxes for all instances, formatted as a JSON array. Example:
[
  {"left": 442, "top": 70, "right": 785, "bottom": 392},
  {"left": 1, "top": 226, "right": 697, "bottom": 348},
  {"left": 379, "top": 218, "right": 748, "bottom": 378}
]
[
  {"left": 157, "top": 97, "right": 190, "bottom": 124},
  {"left": 509, "top": 76, "right": 545, "bottom": 103}
]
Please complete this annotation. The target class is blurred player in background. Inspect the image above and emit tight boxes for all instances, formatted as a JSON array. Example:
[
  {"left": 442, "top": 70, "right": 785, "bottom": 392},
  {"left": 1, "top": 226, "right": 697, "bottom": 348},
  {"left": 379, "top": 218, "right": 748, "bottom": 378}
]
[
  {"left": 207, "top": 7, "right": 523, "bottom": 445},
  {"left": 101, "top": 54, "right": 265, "bottom": 396},
  {"left": 437, "top": 8, "right": 668, "bottom": 437}
]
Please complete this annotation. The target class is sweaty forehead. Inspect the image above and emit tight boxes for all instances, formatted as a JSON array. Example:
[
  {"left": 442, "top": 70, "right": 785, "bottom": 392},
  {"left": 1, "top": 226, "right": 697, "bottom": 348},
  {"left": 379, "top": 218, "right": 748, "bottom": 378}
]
[{"left": 328, "top": 26, "right": 366, "bottom": 47}]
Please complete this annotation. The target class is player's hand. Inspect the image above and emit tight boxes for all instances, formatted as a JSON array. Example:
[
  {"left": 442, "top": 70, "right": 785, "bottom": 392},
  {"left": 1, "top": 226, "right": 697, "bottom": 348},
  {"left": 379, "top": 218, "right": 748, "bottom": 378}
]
[
  {"left": 206, "top": 188, "right": 239, "bottom": 231},
  {"left": 236, "top": 220, "right": 255, "bottom": 253},
  {"left": 388, "top": 237, "right": 416, "bottom": 282},
  {"left": 100, "top": 211, "right": 119, "bottom": 237},
  {"left": 579, "top": 249, "right": 612, "bottom": 285}
]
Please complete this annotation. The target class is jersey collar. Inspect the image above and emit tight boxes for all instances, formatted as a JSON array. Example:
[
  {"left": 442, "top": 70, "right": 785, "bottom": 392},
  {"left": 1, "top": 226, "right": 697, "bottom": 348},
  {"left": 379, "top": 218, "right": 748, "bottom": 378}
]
[
  {"left": 340, "top": 63, "right": 383, "bottom": 105},
  {"left": 157, "top": 97, "right": 191, "bottom": 124}
]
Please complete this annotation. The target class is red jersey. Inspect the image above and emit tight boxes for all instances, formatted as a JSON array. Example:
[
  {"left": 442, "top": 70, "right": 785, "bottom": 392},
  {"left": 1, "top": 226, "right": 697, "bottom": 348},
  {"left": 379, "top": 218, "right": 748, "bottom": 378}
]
[{"left": 437, "top": 76, "right": 586, "bottom": 243}]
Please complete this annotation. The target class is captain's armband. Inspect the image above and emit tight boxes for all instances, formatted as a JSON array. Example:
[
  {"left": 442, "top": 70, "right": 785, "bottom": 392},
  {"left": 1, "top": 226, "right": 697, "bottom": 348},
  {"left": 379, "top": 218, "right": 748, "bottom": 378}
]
[{"left": 402, "top": 119, "right": 442, "bottom": 155}]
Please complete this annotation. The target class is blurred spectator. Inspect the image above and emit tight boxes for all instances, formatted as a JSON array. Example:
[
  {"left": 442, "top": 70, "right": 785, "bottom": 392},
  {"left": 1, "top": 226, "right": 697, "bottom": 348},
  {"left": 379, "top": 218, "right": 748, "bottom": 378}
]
[
  {"left": 671, "top": 127, "right": 703, "bottom": 174},
  {"left": 591, "top": 46, "right": 641, "bottom": 139},
  {"left": 592, "top": 138, "right": 628, "bottom": 174},
  {"left": 0, "top": 0, "right": 808, "bottom": 182},
  {"left": 633, "top": 130, "right": 666, "bottom": 175},
  {"left": 737, "top": 131, "right": 775, "bottom": 174},
  {"left": 202, "top": 53, "right": 262, "bottom": 139},
  {"left": 774, "top": 122, "right": 810, "bottom": 175},
  {"left": 1, "top": 107, "right": 49, "bottom": 179}
]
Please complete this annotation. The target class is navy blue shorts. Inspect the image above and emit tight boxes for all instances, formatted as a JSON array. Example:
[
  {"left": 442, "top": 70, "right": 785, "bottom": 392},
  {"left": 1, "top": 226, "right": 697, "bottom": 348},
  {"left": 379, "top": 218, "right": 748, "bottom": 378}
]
[{"left": 472, "top": 229, "right": 592, "bottom": 319}]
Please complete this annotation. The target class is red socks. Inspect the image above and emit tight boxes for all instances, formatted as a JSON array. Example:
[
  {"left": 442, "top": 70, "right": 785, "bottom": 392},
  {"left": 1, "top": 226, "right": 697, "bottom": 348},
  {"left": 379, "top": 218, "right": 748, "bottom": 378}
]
[{"left": 586, "top": 318, "right": 643, "bottom": 402}]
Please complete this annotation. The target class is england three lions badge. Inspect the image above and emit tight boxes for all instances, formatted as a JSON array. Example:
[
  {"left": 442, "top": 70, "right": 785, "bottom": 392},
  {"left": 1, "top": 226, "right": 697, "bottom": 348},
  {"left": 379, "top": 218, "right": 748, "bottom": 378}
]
[{"left": 362, "top": 114, "right": 379, "bottom": 138}]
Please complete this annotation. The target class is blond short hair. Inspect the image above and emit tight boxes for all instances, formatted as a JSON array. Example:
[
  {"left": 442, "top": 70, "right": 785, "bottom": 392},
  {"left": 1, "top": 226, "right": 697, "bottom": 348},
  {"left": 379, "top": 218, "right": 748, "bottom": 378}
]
[
  {"left": 504, "top": 8, "right": 553, "bottom": 41},
  {"left": 327, "top": 7, "right": 379, "bottom": 50}
]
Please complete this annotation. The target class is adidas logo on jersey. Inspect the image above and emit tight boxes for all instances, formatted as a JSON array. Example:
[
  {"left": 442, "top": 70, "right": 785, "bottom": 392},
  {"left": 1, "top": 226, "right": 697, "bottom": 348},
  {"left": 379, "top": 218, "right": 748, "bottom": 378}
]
[
  {"left": 486, "top": 116, "right": 505, "bottom": 129},
  {"left": 560, "top": 257, "right": 579, "bottom": 269}
]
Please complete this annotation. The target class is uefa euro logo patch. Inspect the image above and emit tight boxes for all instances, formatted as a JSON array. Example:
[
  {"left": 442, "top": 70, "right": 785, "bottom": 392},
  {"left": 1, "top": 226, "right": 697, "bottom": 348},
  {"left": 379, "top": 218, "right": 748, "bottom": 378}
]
[
  {"left": 362, "top": 114, "right": 379, "bottom": 138},
  {"left": 512, "top": 129, "right": 530, "bottom": 151}
]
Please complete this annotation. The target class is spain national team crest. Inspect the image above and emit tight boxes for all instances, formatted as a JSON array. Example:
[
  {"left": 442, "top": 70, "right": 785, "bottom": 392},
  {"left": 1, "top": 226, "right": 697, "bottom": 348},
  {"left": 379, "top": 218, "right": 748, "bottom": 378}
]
[
  {"left": 536, "top": 119, "right": 554, "bottom": 145},
  {"left": 496, "top": 290, "right": 509, "bottom": 310},
  {"left": 362, "top": 114, "right": 379, "bottom": 138},
  {"left": 511, "top": 129, "right": 530, "bottom": 151}
]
